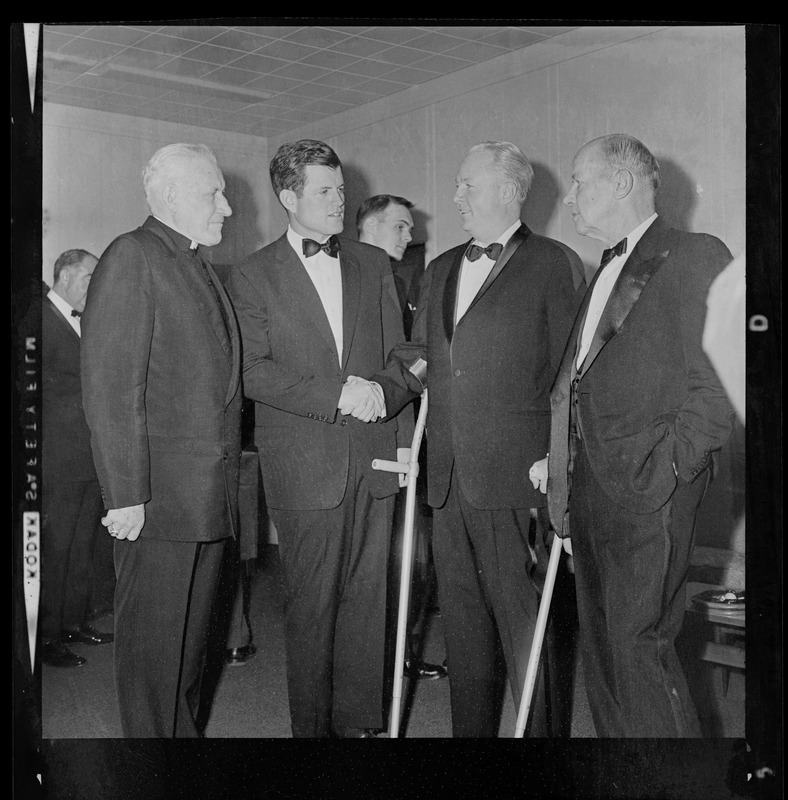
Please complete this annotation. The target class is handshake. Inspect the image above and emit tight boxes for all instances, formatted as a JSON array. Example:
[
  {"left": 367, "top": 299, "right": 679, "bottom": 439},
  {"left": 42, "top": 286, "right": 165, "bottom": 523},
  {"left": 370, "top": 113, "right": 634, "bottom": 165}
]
[{"left": 338, "top": 375, "right": 386, "bottom": 423}]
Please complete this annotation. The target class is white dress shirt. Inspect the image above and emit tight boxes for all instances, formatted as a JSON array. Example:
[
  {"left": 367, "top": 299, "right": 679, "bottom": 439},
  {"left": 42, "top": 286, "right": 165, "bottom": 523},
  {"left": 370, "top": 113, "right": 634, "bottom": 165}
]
[
  {"left": 48, "top": 288, "right": 81, "bottom": 336},
  {"left": 287, "top": 227, "right": 344, "bottom": 364},
  {"left": 455, "top": 220, "right": 521, "bottom": 324},
  {"left": 576, "top": 213, "right": 658, "bottom": 369}
]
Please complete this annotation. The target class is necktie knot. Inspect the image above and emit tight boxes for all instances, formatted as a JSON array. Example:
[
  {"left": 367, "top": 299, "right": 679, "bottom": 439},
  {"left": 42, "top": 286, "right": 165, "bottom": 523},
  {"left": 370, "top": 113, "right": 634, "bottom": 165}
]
[
  {"left": 303, "top": 236, "right": 341, "bottom": 259},
  {"left": 466, "top": 242, "right": 503, "bottom": 263},
  {"left": 71, "top": 309, "right": 81, "bottom": 318},
  {"left": 599, "top": 238, "right": 627, "bottom": 268}
]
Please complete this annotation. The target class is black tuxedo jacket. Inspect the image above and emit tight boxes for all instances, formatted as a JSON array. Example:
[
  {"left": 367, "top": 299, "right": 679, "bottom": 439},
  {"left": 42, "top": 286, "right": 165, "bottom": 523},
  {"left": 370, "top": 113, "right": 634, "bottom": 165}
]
[
  {"left": 81, "top": 216, "right": 243, "bottom": 543},
  {"left": 548, "top": 217, "right": 736, "bottom": 531},
  {"left": 42, "top": 295, "right": 97, "bottom": 483},
  {"left": 375, "top": 223, "right": 586, "bottom": 509},
  {"left": 225, "top": 234, "right": 410, "bottom": 511}
]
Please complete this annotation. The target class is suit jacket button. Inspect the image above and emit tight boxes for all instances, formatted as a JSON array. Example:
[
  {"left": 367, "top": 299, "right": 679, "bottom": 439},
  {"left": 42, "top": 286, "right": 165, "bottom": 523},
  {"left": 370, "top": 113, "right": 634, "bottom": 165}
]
[
  {"left": 222, "top": 453, "right": 228, "bottom": 462},
  {"left": 340, "top": 419, "right": 348, "bottom": 427},
  {"left": 453, "top": 369, "right": 461, "bottom": 377}
]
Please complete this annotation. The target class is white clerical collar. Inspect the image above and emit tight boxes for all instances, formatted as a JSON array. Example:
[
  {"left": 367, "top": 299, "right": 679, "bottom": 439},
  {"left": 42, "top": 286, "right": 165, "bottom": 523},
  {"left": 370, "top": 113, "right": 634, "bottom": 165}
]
[
  {"left": 47, "top": 288, "right": 77, "bottom": 319},
  {"left": 472, "top": 220, "right": 521, "bottom": 250},
  {"left": 618, "top": 212, "right": 658, "bottom": 256},
  {"left": 153, "top": 215, "right": 198, "bottom": 249}
]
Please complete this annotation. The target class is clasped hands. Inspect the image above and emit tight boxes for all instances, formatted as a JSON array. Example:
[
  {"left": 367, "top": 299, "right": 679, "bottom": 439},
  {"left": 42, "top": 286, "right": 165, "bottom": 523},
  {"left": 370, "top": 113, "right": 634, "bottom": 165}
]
[{"left": 338, "top": 375, "right": 386, "bottom": 423}]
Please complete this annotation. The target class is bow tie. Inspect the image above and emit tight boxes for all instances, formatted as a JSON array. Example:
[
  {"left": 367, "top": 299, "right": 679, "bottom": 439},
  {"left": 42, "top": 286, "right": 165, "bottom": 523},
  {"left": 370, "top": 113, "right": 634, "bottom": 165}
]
[
  {"left": 303, "top": 236, "right": 340, "bottom": 258},
  {"left": 71, "top": 309, "right": 81, "bottom": 318},
  {"left": 466, "top": 242, "right": 503, "bottom": 263},
  {"left": 599, "top": 238, "right": 628, "bottom": 268}
]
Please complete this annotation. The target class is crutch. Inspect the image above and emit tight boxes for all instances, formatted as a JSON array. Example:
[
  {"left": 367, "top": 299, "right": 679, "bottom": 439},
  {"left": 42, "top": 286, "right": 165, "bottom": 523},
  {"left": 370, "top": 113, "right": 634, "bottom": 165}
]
[
  {"left": 513, "top": 530, "right": 564, "bottom": 737},
  {"left": 371, "top": 388, "right": 428, "bottom": 738}
]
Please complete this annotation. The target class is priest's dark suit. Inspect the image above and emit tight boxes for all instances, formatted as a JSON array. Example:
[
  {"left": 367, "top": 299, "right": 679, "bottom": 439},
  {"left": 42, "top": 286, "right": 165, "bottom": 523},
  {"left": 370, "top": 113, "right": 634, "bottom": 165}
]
[
  {"left": 225, "top": 233, "right": 410, "bottom": 737},
  {"left": 374, "top": 223, "right": 585, "bottom": 736},
  {"left": 547, "top": 216, "right": 736, "bottom": 736},
  {"left": 81, "top": 216, "right": 243, "bottom": 737}
]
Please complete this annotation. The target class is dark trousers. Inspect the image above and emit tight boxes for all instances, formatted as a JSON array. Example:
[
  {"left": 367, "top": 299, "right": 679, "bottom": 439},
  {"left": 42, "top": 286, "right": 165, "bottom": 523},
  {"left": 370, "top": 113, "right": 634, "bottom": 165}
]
[
  {"left": 41, "top": 480, "right": 103, "bottom": 640},
  {"left": 113, "top": 536, "right": 226, "bottom": 738},
  {"left": 271, "top": 450, "right": 394, "bottom": 738},
  {"left": 571, "top": 442, "right": 708, "bottom": 737},
  {"left": 432, "top": 476, "right": 554, "bottom": 738}
]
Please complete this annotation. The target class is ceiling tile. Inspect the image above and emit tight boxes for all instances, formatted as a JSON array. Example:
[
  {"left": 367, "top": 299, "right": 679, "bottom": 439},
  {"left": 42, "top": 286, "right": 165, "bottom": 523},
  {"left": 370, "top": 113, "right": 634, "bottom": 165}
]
[
  {"left": 236, "top": 25, "right": 305, "bottom": 39},
  {"left": 404, "top": 30, "right": 473, "bottom": 53},
  {"left": 286, "top": 83, "right": 332, "bottom": 100},
  {"left": 46, "top": 25, "right": 94, "bottom": 36},
  {"left": 411, "top": 52, "right": 473, "bottom": 74},
  {"left": 362, "top": 27, "right": 426, "bottom": 45},
  {"left": 299, "top": 49, "right": 360, "bottom": 70},
  {"left": 200, "top": 66, "right": 263, "bottom": 88},
  {"left": 383, "top": 65, "right": 442, "bottom": 85},
  {"left": 281, "top": 27, "right": 352, "bottom": 48},
  {"left": 312, "top": 71, "right": 365, "bottom": 89},
  {"left": 43, "top": 30, "right": 74, "bottom": 52},
  {"left": 343, "top": 58, "right": 399, "bottom": 79},
  {"left": 269, "top": 62, "right": 330, "bottom": 82},
  {"left": 245, "top": 74, "right": 303, "bottom": 94},
  {"left": 352, "top": 77, "right": 410, "bottom": 96},
  {"left": 302, "top": 98, "right": 354, "bottom": 115},
  {"left": 254, "top": 39, "right": 320, "bottom": 62},
  {"left": 153, "top": 57, "right": 219, "bottom": 79},
  {"left": 58, "top": 37, "right": 125, "bottom": 63},
  {"left": 135, "top": 33, "right": 202, "bottom": 58},
  {"left": 373, "top": 46, "right": 429, "bottom": 67},
  {"left": 104, "top": 48, "right": 174, "bottom": 71},
  {"left": 328, "top": 88, "right": 380, "bottom": 105},
  {"left": 207, "top": 28, "right": 276, "bottom": 52},
  {"left": 183, "top": 43, "right": 247, "bottom": 66},
  {"left": 479, "top": 28, "right": 547, "bottom": 49},
  {"left": 229, "top": 52, "right": 290, "bottom": 74},
  {"left": 201, "top": 96, "right": 256, "bottom": 112},
  {"left": 328, "top": 36, "right": 391, "bottom": 59},
  {"left": 443, "top": 41, "right": 508, "bottom": 62},
  {"left": 437, "top": 26, "right": 508, "bottom": 39},
  {"left": 161, "top": 25, "right": 229, "bottom": 43},
  {"left": 82, "top": 26, "right": 151, "bottom": 47}
]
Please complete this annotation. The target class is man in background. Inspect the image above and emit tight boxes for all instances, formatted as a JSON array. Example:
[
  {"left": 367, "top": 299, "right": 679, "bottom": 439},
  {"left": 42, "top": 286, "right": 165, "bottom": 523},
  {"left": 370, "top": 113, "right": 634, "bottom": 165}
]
[
  {"left": 42, "top": 248, "right": 114, "bottom": 668},
  {"left": 373, "top": 141, "right": 585, "bottom": 737},
  {"left": 539, "top": 133, "right": 735, "bottom": 737},
  {"left": 81, "top": 143, "right": 242, "bottom": 737},
  {"left": 226, "top": 140, "right": 411, "bottom": 738},
  {"left": 358, "top": 194, "right": 447, "bottom": 683}
]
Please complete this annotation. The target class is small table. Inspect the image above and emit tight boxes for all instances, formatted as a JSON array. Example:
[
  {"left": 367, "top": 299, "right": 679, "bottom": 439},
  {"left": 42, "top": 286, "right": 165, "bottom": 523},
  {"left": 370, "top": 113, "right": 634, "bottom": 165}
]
[{"left": 684, "top": 584, "right": 745, "bottom": 696}]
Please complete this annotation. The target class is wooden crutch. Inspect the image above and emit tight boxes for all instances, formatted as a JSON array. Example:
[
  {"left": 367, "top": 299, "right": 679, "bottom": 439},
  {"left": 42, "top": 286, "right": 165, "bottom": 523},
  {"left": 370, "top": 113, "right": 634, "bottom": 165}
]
[
  {"left": 371, "top": 388, "right": 428, "bottom": 738},
  {"left": 514, "top": 531, "right": 564, "bottom": 737}
]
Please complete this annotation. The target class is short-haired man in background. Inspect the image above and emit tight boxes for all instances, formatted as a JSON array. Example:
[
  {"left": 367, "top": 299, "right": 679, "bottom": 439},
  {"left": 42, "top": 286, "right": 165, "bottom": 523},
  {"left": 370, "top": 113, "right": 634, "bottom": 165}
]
[
  {"left": 226, "top": 140, "right": 411, "bottom": 738},
  {"left": 42, "top": 248, "right": 114, "bottom": 668},
  {"left": 536, "top": 133, "right": 735, "bottom": 737},
  {"left": 81, "top": 143, "right": 242, "bottom": 737},
  {"left": 358, "top": 194, "right": 447, "bottom": 683}
]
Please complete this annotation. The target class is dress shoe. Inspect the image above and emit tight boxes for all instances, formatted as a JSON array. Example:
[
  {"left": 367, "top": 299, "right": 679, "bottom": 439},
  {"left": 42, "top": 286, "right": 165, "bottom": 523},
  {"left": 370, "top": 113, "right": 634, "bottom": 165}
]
[
  {"left": 225, "top": 643, "right": 257, "bottom": 666},
  {"left": 61, "top": 624, "right": 114, "bottom": 646},
  {"left": 41, "top": 639, "right": 87, "bottom": 668},
  {"left": 332, "top": 725, "right": 385, "bottom": 738},
  {"left": 403, "top": 657, "right": 448, "bottom": 680}
]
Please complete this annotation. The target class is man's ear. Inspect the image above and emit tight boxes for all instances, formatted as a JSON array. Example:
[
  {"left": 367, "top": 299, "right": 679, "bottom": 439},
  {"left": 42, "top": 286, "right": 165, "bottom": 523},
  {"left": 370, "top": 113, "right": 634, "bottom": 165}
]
[
  {"left": 162, "top": 183, "right": 178, "bottom": 211},
  {"left": 500, "top": 180, "right": 518, "bottom": 206},
  {"left": 613, "top": 169, "right": 634, "bottom": 199},
  {"left": 362, "top": 216, "right": 378, "bottom": 240},
  {"left": 279, "top": 188, "right": 297, "bottom": 213}
]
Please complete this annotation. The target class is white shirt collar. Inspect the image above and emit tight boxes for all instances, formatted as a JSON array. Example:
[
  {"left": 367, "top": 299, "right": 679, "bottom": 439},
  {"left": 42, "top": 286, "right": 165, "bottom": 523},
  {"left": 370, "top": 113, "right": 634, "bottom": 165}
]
[
  {"left": 618, "top": 212, "right": 658, "bottom": 256},
  {"left": 48, "top": 288, "right": 77, "bottom": 318},
  {"left": 472, "top": 219, "right": 522, "bottom": 250}
]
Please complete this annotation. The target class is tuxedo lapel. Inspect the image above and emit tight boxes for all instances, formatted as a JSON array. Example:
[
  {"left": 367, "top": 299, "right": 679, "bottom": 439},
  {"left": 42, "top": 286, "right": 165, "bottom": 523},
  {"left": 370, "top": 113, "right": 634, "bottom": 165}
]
[
  {"left": 45, "top": 296, "right": 81, "bottom": 341},
  {"left": 441, "top": 248, "right": 465, "bottom": 342},
  {"left": 578, "top": 219, "right": 671, "bottom": 376},
  {"left": 274, "top": 237, "right": 338, "bottom": 357},
  {"left": 463, "top": 224, "right": 530, "bottom": 319},
  {"left": 339, "top": 246, "right": 360, "bottom": 370}
]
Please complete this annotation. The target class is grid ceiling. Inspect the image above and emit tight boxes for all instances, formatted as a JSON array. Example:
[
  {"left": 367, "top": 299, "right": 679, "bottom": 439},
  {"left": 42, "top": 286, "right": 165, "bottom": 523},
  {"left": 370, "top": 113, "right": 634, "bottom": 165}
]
[{"left": 43, "top": 23, "right": 577, "bottom": 137}]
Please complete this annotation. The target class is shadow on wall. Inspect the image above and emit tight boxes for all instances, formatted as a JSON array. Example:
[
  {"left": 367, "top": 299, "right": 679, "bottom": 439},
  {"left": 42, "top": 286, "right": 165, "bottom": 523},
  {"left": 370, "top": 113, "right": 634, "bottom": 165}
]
[
  {"left": 654, "top": 157, "right": 698, "bottom": 232},
  {"left": 339, "top": 162, "right": 373, "bottom": 241},
  {"left": 522, "top": 160, "right": 564, "bottom": 236},
  {"left": 208, "top": 169, "right": 263, "bottom": 265}
]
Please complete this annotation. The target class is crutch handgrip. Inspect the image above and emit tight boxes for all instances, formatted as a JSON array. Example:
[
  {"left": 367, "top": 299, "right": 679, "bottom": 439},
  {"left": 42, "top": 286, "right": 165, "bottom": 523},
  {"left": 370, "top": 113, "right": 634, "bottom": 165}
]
[{"left": 371, "top": 458, "right": 408, "bottom": 474}]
